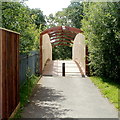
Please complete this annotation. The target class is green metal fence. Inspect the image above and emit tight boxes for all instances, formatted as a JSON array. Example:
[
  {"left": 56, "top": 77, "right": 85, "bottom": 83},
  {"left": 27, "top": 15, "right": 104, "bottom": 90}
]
[{"left": 20, "top": 51, "right": 40, "bottom": 85}]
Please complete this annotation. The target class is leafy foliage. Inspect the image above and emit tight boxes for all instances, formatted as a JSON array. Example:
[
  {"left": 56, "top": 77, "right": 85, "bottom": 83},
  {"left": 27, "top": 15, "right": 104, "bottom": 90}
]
[
  {"left": 1, "top": 2, "right": 46, "bottom": 53},
  {"left": 46, "top": 14, "right": 56, "bottom": 28},
  {"left": 66, "top": 2, "right": 83, "bottom": 28},
  {"left": 30, "top": 8, "right": 46, "bottom": 30},
  {"left": 14, "top": 75, "right": 40, "bottom": 118},
  {"left": 52, "top": 45, "right": 72, "bottom": 60},
  {"left": 46, "top": 1, "right": 83, "bottom": 28},
  {"left": 82, "top": 2, "right": 120, "bottom": 82}
]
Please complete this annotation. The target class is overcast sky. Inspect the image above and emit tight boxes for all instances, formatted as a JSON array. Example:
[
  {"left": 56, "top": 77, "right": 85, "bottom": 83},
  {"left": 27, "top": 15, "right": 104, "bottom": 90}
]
[{"left": 25, "top": 0, "right": 71, "bottom": 16}]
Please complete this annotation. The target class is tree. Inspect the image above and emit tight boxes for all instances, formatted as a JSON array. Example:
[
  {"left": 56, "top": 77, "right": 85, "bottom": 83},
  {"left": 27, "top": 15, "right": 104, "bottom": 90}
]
[
  {"left": 52, "top": 45, "right": 72, "bottom": 60},
  {"left": 30, "top": 8, "right": 46, "bottom": 30},
  {"left": 2, "top": 2, "right": 46, "bottom": 53},
  {"left": 46, "top": 1, "right": 83, "bottom": 28},
  {"left": 46, "top": 14, "right": 56, "bottom": 28},
  {"left": 66, "top": 1, "right": 83, "bottom": 28},
  {"left": 54, "top": 10, "right": 70, "bottom": 26},
  {"left": 82, "top": 2, "right": 120, "bottom": 82}
]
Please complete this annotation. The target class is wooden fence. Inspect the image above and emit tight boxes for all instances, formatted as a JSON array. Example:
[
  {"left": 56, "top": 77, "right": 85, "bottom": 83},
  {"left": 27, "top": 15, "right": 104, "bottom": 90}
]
[{"left": 0, "top": 28, "right": 20, "bottom": 119}]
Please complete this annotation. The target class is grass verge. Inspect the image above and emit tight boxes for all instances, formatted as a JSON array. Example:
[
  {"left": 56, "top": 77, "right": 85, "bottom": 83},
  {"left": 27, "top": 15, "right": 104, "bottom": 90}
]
[
  {"left": 14, "top": 75, "right": 40, "bottom": 118},
  {"left": 90, "top": 76, "right": 120, "bottom": 110}
]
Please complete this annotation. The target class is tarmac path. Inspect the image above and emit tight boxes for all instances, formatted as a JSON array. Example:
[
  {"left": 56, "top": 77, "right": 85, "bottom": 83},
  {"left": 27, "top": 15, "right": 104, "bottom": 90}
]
[{"left": 21, "top": 60, "right": 118, "bottom": 118}]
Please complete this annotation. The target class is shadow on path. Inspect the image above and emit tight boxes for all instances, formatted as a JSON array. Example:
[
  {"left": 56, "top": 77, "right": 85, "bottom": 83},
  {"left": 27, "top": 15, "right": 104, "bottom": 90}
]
[
  {"left": 21, "top": 76, "right": 118, "bottom": 118},
  {"left": 21, "top": 84, "right": 70, "bottom": 118}
]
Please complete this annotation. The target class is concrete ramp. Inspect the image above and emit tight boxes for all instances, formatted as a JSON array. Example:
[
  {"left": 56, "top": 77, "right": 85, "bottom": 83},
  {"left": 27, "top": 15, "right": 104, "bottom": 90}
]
[{"left": 42, "top": 60, "right": 82, "bottom": 77}]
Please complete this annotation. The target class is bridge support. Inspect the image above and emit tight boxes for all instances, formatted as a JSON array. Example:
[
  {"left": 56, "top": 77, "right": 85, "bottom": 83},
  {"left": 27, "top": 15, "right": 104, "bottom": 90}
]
[
  {"left": 40, "top": 33, "right": 52, "bottom": 75},
  {"left": 72, "top": 33, "right": 87, "bottom": 76}
]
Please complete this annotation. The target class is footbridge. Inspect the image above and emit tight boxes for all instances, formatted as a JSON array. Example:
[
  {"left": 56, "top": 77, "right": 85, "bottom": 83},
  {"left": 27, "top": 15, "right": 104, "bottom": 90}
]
[
  {"left": 21, "top": 26, "right": 117, "bottom": 118},
  {"left": 40, "top": 26, "right": 88, "bottom": 76}
]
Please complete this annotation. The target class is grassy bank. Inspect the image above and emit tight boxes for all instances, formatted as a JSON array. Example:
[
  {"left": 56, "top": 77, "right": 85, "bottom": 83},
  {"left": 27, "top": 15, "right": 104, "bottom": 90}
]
[
  {"left": 90, "top": 77, "right": 120, "bottom": 110},
  {"left": 14, "top": 75, "right": 40, "bottom": 118}
]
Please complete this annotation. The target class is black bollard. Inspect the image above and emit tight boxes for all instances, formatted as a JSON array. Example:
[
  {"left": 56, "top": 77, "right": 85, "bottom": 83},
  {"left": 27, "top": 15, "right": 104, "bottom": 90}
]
[{"left": 62, "top": 63, "right": 65, "bottom": 76}]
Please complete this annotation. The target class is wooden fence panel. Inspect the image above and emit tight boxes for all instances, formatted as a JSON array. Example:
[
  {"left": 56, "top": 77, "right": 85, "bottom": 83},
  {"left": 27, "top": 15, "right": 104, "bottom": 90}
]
[{"left": 0, "top": 28, "right": 20, "bottom": 120}]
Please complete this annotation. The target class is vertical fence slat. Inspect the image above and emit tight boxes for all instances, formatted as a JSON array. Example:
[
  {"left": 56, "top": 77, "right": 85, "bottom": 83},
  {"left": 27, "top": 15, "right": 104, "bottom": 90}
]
[
  {"left": 0, "top": 29, "right": 2, "bottom": 120},
  {"left": 2, "top": 30, "right": 7, "bottom": 118},
  {"left": 16, "top": 34, "right": 20, "bottom": 104},
  {"left": 11, "top": 32, "right": 15, "bottom": 112}
]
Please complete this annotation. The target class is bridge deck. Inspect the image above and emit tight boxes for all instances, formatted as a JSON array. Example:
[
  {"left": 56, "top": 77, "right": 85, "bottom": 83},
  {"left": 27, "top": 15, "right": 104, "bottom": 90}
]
[{"left": 42, "top": 60, "right": 82, "bottom": 77}]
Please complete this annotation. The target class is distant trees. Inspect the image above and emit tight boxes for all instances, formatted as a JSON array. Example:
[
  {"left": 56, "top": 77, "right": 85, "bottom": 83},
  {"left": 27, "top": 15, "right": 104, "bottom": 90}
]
[
  {"left": 30, "top": 8, "right": 46, "bottom": 30},
  {"left": 46, "top": 1, "right": 83, "bottom": 60},
  {"left": 1, "top": 2, "right": 46, "bottom": 53},
  {"left": 46, "top": 1, "right": 83, "bottom": 28},
  {"left": 82, "top": 2, "right": 120, "bottom": 82},
  {"left": 52, "top": 45, "right": 72, "bottom": 60},
  {"left": 65, "top": 1, "right": 83, "bottom": 28}
]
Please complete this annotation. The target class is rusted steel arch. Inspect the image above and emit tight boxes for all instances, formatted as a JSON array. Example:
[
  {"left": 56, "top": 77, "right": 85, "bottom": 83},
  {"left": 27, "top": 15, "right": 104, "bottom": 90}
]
[
  {"left": 40, "top": 26, "right": 83, "bottom": 47},
  {"left": 40, "top": 26, "right": 62, "bottom": 35},
  {"left": 50, "top": 35, "right": 75, "bottom": 41},
  {"left": 49, "top": 31, "right": 77, "bottom": 37},
  {"left": 49, "top": 33, "right": 75, "bottom": 39},
  {"left": 51, "top": 40, "right": 73, "bottom": 44},
  {"left": 52, "top": 43, "right": 72, "bottom": 48},
  {"left": 41, "top": 26, "right": 83, "bottom": 35},
  {"left": 50, "top": 36, "right": 74, "bottom": 41}
]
